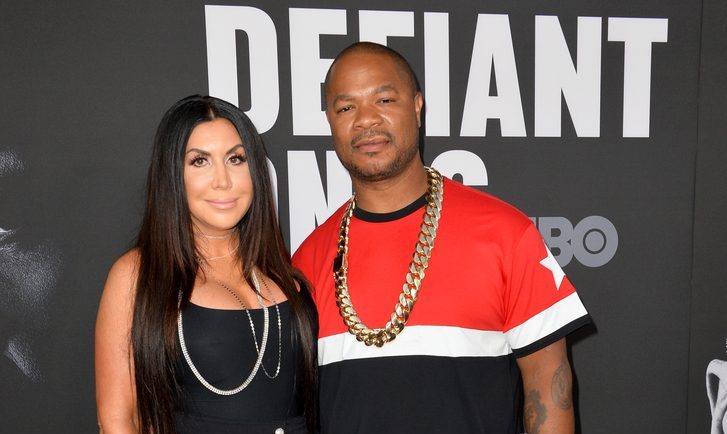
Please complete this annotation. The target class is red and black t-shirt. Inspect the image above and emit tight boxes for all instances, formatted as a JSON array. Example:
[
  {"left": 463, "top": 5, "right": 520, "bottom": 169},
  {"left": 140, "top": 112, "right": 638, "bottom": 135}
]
[{"left": 293, "top": 178, "right": 590, "bottom": 434}]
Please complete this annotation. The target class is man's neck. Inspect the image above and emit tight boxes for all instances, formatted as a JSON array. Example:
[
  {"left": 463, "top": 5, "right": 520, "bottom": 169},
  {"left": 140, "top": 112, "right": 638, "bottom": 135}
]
[{"left": 352, "top": 162, "right": 428, "bottom": 213}]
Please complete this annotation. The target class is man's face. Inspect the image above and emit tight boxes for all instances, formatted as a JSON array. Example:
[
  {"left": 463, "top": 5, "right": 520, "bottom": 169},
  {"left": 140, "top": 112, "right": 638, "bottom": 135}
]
[{"left": 325, "top": 51, "right": 424, "bottom": 182}]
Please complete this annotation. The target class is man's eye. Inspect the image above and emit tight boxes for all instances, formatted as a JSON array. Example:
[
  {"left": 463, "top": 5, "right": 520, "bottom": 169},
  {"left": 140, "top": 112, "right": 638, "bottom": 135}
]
[{"left": 337, "top": 106, "right": 352, "bottom": 113}]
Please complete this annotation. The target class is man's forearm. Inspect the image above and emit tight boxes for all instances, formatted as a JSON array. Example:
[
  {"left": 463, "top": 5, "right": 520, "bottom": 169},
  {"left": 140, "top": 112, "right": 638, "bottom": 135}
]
[{"left": 518, "top": 339, "right": 575, "bottom": 434}]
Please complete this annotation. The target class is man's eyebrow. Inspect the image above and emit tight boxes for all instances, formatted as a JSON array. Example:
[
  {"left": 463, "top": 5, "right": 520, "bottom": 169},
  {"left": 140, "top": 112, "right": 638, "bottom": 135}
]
[
  {"left": 330, "top": 93, "right": 353, "bottom": 107},
  {"left": 330, "top": 85, "right": 400, "bottom": 106},
  {"left": 372, "top": 84, "right": 398, "bottom": 94}
]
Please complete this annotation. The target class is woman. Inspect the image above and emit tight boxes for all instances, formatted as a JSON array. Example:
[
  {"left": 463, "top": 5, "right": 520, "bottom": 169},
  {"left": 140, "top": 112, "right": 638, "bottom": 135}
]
[{"left": 95, "top": 95, "right": 317, "bottom": 434}]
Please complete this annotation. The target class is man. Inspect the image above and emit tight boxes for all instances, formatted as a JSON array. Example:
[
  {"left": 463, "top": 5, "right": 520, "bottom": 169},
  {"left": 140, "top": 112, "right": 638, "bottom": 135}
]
[{"left": 293, "top": 42, "right": 590, "bottom": 434}]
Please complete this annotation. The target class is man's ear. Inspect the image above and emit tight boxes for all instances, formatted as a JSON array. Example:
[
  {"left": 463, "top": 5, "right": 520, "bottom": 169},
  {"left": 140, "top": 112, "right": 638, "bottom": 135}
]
[{"left": 414, "top": 92, "right": 424, "bottom": 128}]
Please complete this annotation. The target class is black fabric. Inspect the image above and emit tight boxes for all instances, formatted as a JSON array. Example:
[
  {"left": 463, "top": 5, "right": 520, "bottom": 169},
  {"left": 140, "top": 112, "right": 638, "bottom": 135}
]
[
  {"left": 353, "top": 193, "right": 427, "bottom": 222},
  {"left": 319, "top": 355, "right": 523, "bottom": 434},
  {"left": 511, "top": 315, "right": 593, "bottom": 358},
  {"left": 174, "top": 413, "right": 307, "bottom": 434},
  {"left": 174, "top": 301, "right": 305, "bottom": 433}
]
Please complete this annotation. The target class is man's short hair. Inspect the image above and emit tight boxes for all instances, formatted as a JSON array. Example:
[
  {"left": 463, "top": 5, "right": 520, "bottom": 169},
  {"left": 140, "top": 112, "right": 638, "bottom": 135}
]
[{"left": 323, "top": 42, "right": 420, "bottom": 99}]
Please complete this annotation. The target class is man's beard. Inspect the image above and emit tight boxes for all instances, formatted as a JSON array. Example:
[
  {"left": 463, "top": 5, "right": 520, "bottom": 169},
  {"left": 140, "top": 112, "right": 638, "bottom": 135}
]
[{"left": 339, "top": 130, "right": 420, "bottom": 183}]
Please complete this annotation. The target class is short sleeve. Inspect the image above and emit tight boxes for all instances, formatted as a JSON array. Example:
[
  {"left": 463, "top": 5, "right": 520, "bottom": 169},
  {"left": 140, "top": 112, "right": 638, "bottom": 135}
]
[{"left": 502, "top": 223, "right": 590, "bottom": 357}]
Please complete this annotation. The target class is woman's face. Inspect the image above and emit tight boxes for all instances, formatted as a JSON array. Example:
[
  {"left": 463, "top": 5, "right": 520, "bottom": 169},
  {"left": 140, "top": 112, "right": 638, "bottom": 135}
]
[{"left": 183, "top": 119, "right": 254, "bottom": 237}]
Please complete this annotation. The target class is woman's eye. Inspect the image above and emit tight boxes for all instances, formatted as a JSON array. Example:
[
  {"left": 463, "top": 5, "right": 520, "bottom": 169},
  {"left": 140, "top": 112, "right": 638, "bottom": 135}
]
[
  {"left": 190, "top": 157, "right": 207, "bottom": 167},
  {"left": 228, "top": 154, "right": 247, "bottom": 165}
]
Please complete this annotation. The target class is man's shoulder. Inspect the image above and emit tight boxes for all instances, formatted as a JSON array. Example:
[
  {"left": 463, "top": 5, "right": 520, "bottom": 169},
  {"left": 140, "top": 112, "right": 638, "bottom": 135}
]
[
  {"left": 293, "top": 201, "right": 348, "bottom": 264},
  {"left": 443, "top": 177, "right": 532, "bottom": 230}
]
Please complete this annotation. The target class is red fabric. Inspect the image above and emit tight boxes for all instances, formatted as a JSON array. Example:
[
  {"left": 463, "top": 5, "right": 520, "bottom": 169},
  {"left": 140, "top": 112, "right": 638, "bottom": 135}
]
[{"left": 293, "top": 177, "right": 578, "bottom": 343}]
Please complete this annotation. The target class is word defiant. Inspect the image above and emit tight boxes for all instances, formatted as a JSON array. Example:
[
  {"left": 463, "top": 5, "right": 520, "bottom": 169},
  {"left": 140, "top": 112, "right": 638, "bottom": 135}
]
[{"left": 205, "top": 6, "right": 668, "bottom": 138}]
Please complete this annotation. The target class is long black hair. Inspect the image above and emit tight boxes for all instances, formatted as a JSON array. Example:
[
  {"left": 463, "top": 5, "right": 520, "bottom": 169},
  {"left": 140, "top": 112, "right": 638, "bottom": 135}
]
[{"left": 131, "top": 95, "right": 317, "bottom": 433}]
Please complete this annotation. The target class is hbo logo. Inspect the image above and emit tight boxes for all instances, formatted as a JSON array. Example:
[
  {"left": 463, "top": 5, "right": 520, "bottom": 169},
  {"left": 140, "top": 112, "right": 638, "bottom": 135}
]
[{"left": 532, "top": 216, "right": 618, "bottom": 268}]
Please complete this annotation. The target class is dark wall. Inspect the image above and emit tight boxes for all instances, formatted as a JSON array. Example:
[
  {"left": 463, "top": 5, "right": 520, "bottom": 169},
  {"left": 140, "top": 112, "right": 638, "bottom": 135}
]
[
  {"left": 0, "top": 2, "right": 210, "bottom": 431},
  {"left": 0, "top": 1, "right": 721, "bottom": 433},
  {"left": 688, "top": 0, "right": 727, "bottom": 432}
]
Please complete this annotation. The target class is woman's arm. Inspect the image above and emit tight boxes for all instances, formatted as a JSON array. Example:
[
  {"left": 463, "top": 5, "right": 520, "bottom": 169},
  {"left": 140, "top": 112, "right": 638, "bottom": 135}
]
[{"left": 95, "top": 251, "right": 140, "bottom": 434}]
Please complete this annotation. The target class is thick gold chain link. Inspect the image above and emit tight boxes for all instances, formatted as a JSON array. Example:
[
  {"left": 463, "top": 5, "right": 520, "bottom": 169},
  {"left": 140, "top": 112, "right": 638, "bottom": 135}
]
[{"left": 333, "top": 167, "right": 444, "bottom": 347}]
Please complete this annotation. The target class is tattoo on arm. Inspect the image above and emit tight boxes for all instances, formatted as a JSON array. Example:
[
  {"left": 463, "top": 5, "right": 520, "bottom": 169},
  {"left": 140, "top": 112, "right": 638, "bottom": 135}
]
[
  {"left": 524, "top": 390, "right": 547, "bottom": 434},
  {"left": 551, "top": 360, "right": 573, "bottom": 410}
]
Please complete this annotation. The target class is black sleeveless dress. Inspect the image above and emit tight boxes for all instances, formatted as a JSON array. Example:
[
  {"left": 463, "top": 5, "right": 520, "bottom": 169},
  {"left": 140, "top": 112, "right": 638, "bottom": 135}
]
[{"left": 174, "top": 301, "right": 307, "bottom": 434}]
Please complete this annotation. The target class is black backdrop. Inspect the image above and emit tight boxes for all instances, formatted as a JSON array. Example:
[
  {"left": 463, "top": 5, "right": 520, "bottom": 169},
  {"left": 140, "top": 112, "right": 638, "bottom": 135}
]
[{"left": 0, "top": 1, "right": 724, "bottom": 433}]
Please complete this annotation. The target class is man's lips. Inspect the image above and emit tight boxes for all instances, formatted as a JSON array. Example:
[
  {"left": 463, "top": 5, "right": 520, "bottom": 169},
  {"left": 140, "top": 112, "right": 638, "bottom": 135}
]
[
  {"left": 351, "top": 130, "right": 394, "bottom": 151},
  {"left": 353, "top": 136, "right": 389, "bottom": 150}
]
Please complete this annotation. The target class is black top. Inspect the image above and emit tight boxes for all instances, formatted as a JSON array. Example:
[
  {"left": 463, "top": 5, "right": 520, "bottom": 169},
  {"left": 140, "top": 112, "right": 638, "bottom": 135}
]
[{"left": 174, "top": 301, "right": 306, "bottom": 433}]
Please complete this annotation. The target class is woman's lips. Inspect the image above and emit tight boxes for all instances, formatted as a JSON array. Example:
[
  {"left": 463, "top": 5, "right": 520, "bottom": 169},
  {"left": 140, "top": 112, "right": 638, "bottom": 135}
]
[{"left": 206, "top": 199, "right": 237, "bottom": 210}]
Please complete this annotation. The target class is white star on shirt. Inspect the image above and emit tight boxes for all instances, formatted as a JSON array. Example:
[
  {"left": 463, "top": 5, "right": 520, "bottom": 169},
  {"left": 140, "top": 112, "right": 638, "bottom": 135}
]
[{"left": 539, "top": 242, "right": 565, "bottom": 290}]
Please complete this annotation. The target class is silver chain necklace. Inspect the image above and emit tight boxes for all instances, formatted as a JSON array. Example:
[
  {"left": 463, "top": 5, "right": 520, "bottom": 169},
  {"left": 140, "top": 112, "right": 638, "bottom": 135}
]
[
  {"left": 256, "top": 277, "right": 282, "bottom": 379},
  {"left": 177, "top": 269, "right": 274, "bottom": 395},
  {"left": 213, "top": 270, "right": 282, "bottom": 379}
]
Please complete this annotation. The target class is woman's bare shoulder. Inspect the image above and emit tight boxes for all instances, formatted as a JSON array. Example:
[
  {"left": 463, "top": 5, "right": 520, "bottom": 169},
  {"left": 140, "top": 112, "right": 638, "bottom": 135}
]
[
  {"left": 109, "top": 249, "right": 140, "bottom": 283},
  {"left": 101, "top": 249, "right": 140, "bottom": 306}
]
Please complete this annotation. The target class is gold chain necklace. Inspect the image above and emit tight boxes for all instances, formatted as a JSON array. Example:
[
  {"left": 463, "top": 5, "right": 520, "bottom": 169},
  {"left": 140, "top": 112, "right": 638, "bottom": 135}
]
[{"left": 333, "top": 167, "right": 444, "bottom": 347}]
